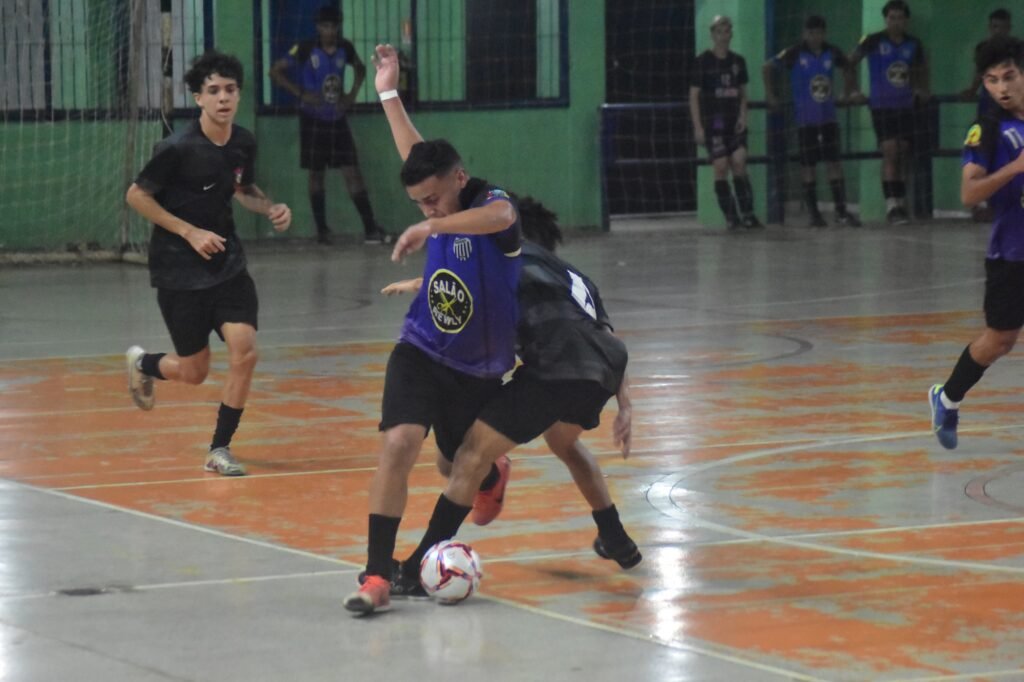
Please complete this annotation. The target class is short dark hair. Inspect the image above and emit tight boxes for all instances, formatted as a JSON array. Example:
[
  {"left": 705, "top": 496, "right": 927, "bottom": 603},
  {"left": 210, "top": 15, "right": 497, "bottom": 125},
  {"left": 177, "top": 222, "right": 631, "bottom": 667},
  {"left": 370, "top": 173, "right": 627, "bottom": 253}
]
[
  {"left": 882, "top": 0, "right": 910, "bottom": 18},
  {"left": 990, "top": 8, "right": 1011, "bottom": 23},
  {"left": 976, "top": 35, "right": 1023, "bottom": 74},
  {"left": 516, "top": 196, "right": 562, "bottom": 253},
  {"left": 184, "top": 50, "right": 244, "bottom": 93},
  {"left": 316, "top": 5, "right": 341, "bottom": 24},
  {"left": 400, "top": 140, "right": 463, "bottom": 186},
  {"left": 804, "top": 15, "right": 826, "bottom": 31}
]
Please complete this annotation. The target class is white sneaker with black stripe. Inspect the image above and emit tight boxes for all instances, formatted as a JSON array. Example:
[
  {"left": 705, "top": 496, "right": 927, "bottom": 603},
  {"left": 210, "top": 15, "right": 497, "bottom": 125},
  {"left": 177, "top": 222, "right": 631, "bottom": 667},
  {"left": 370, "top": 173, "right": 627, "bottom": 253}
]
[
  {"left": 205, "top": 446, "right": 246, "bottom": 476},
  {"left": 125, "top": 345, "right": 155, "bottom": 411}
]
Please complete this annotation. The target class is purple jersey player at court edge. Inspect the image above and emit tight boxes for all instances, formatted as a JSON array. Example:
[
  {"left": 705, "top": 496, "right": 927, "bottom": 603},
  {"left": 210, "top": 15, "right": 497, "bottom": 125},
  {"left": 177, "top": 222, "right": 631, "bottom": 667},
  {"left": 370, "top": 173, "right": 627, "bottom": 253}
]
[
  {"left": 343, "top": 43, "right": 521, "bottom": 615},
  {"left": 929, "top": 36, "right": 1024, "bottom": 450}
]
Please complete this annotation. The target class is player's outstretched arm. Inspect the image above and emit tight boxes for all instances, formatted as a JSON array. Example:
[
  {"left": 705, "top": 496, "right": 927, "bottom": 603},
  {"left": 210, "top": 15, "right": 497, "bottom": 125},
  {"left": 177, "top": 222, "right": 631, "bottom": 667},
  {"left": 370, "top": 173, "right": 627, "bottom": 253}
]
[
  {"left": 373, "top": 43, "right": 422, "bottom": 161},
  {"left": 234, "top": 184, "right": 291, "bottom": 232},
  {"left": 381, "top": 277, "right": 423, "bottom": 296},
  {"left": 390, "top": 200, "right": 517, "bottom": 262},
  {"left": 125, "top": 183, "right": 225, "bottom": 261}
]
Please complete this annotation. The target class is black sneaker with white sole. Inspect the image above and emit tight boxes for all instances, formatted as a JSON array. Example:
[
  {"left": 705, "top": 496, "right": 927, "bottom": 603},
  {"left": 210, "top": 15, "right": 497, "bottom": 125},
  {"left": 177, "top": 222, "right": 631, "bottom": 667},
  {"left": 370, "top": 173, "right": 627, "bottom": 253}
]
[{"left": 593, "top": 535, "right": 643, "bottom": 569}]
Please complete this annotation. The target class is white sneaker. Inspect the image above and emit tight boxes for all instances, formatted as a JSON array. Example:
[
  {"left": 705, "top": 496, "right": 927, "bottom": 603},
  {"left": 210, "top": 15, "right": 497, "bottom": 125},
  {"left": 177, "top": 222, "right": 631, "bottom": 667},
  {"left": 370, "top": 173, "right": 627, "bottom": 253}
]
[
  {"left": 204, "top": 446, "right": 246, "bottom": 476},
  {"left": 125, "top": 345, "right": 155, "bottom": 411}
]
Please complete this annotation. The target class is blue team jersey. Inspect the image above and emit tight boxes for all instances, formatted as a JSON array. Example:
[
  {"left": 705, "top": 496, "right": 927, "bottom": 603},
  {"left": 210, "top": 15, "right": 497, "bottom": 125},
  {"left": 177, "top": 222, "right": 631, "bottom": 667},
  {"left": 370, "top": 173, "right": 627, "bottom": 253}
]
[
  {"left": 854, "top": 31, "right": 925, "bottom": 110},
  {"left": 773, "top": 42, "right": 848, "bottom": 126},
  {"left": 399, "top": 180, "right": 522, "bottom": 378},
  {"left": 962, "top": 110, "right": 1024, "bottom": 261},
  {"left": 283, "top": 37, "right": 358, "bottom": 121}
]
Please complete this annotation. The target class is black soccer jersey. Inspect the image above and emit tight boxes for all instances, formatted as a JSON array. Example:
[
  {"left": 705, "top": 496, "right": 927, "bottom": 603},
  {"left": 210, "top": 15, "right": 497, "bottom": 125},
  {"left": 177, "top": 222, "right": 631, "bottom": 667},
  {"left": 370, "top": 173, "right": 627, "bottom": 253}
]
[
  {"left": 690, "top": 50, "right": 749, "bottom": 128},
  {"left": 516, "top": 242, "right": 627, "bottom": 394},
  {"left": 135, "top": 121, "right": 256, "bottom": 290}
]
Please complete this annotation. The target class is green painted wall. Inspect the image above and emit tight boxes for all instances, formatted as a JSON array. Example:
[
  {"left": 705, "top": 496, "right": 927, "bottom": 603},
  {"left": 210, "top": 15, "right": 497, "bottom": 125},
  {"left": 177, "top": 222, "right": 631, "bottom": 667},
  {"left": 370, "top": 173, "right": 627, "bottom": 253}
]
[{"left": 0, "top": 0, "right": 603, "bottom": 251}]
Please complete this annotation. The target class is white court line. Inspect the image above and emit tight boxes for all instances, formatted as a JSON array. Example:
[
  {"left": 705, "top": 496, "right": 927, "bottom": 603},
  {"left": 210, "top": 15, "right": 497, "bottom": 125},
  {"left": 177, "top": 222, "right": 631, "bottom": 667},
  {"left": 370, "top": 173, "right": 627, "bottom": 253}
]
[
  {"left": 648, "top": 424, "right": 1024, "bottom": 576},
  {"left": 890, "top": 669, "right": 1024, "bottom": 682},
  {"left": 10, "top": 478, "right": 828, "bottom": 682},
  {"left": 0, "top": 569, "right": 358, "bottom": 603}
]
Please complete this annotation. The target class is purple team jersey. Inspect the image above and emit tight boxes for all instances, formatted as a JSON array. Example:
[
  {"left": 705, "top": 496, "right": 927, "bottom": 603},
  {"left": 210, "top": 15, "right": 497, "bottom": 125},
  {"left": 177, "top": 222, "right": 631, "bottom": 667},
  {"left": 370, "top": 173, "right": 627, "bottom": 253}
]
[
  {"left": 399, "top": 182, "right": 522, "bottom": 378},
  {"left": 962, "top": 110, "right": 1024, "bottom": 261}
]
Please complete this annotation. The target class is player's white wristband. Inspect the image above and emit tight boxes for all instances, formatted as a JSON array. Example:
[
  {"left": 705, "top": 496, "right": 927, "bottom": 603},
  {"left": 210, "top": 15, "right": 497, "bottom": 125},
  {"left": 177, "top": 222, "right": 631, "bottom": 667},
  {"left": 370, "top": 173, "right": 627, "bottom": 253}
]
[{"left": 379, "top": 89, "right": 399, "bottom": 101}]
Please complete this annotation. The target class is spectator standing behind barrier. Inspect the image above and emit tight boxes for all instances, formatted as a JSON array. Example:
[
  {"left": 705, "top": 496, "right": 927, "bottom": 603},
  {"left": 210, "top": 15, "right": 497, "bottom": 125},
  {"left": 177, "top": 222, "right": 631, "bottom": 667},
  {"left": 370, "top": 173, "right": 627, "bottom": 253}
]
[
  {"left": 269, "top": 5, "right": 391, "bottom": 246},
  {"left": 689, "top": 15, "right": 763, "bottom": 229},
  {"left": 763, "top": 15, "right": 861, "bottom": 228},
  {"left": 847, "top": 0, "right": 929, "bottom": 226}
]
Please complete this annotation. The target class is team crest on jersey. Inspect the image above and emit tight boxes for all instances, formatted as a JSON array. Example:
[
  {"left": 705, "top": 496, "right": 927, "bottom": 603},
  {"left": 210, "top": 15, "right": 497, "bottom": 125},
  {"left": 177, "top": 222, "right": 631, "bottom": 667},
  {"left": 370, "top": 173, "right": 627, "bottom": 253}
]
[
  {"left": 486, "top": 188, "right": 510, "bottom": 202},
  {"left": 886, "top": 61, "right": 909, "bottom": 87},
  {"left": 824, "top": 58, "right": 832, "bottom": 69},
  {"left": 233, "top": 167, "right": 244, "bottom": 185},
  {"left": 810, "top": 75, "right": 831, "bottom": 102},
  {"left": 453, "top": 237, "right": 472, "bottom": 261},
  {"left": 964, "top": 124, "right": 982, "bottom": 147},
  {"left": 336, "top": 57, "right": 344, "bottom": 69},
  {"left": 732, "top": 63, "right": 740, "bottom": 76},
  {"left": 428, "top": 269, "right": 473, "bottom": 333},
  {"left": 311, "top": 54, "right": 320, "bottom": 69},
  {"left": 322, "top": 74, "right": 342, "bottom": 103},
  {"left": 880, "top": 42, "right": 892, "bottom": 55}
]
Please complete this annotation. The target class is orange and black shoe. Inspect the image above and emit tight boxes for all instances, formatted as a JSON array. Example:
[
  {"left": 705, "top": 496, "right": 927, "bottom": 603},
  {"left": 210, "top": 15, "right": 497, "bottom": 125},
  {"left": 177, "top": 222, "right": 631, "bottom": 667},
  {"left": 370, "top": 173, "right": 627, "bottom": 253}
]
[
  {"left": 357, "top": 559, "right": 428, "bottom": 599},
  {"left": 471, "top": 455, "right": 511, "bottom": 526},
  {"left": 593, "top": 535, "right": 643, "bottom": 569},
  {"left": 343, "top": 575, "right": 391, "bottom": 615}
]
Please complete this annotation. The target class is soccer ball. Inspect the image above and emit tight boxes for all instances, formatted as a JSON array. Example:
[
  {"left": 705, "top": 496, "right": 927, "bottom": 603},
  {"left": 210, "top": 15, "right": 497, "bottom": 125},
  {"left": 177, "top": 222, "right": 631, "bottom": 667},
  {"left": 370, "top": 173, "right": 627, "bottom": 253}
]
[{"left": 419, "top": 540, "right": 483, "bottom": 604}]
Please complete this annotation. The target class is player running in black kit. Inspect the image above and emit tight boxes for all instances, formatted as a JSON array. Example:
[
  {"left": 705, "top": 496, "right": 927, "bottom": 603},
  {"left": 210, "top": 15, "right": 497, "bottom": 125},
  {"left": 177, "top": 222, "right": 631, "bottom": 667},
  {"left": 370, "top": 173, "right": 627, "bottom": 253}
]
[
  {"left": 124, "top": 51, "right": 291, "bottom": 476},
  {"left": 689, "top": 15, "right": 762, "bottom": 229},
  {"left": 375, "top": 197, "right": 641, "bottom": 600}
]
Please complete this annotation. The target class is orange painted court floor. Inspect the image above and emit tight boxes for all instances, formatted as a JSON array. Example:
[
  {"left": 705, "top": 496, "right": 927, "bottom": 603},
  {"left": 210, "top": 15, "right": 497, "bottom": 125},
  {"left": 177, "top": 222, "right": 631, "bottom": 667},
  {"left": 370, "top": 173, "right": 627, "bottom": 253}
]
[{"left": 2, "top": 225, "right": 1023, "bottom": 681}]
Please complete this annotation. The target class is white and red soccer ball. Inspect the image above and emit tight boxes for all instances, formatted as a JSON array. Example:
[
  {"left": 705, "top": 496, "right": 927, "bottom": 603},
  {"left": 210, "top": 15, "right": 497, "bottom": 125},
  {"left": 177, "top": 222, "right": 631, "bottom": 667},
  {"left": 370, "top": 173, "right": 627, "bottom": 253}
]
[{"left": 419, "top": 540, "right": 483, "bottom": 604}]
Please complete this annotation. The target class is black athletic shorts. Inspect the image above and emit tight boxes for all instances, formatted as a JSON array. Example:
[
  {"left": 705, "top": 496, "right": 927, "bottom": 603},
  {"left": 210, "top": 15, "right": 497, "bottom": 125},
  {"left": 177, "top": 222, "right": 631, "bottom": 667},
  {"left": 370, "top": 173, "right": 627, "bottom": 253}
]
[
  {"left": 797, "top": 122, "right": 841, "bottom": 165},
  {"left": 870, "top": 107, "right": 916, "bottom": 144},
  {"left": 476, "top": 370, "right": 615, "bottom": 445},
  {"left": 379, "top": 342, "right": 503, "bottom": 461},
  {"left": 299, "top": 114, "right": 358, "bottom": 170},
  {"left": 705, "top": 128, "right": 748, "bottom": 160},
  {"left": 156, "top": 270, "right": 259, "bottom": 357},
  {"left": 984, "top": 258, "right": 1024, "bottom": 331}
]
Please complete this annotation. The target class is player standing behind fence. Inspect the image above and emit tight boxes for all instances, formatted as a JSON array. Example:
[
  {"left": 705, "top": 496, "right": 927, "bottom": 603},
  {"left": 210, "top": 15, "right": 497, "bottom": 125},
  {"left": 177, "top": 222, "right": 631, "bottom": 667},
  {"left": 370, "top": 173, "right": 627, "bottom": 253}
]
[
  {"left": 763, "top": 15, "right": 860, "bottom": 228},
  {"left": 269, "top": 5, "right": 390, "bottom": 246},
  {"left": 929, "top": 37, "right": 1024, "bottom": 451},
  {"left": 689, "top": 15, "right": 763, "bottom": 230},
  {"left": 124, "top": 51, "right": 292, "bottom": 476},
  {"left": 847, "top": 0, "right": 929, "bottom": 226}
]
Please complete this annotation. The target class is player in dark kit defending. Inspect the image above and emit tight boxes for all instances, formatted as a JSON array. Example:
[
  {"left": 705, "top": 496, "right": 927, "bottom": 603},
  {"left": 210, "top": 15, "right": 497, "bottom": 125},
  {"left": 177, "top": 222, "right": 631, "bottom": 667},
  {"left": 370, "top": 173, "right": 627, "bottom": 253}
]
[
  {"left": 929, "top": 37, "right": 1024, "bottom": 450},
  {"left": 370, "top": 197, "right": 641, "bottom": 602},
  {"left": 124, "top": 51, "right": 291, "bottom": 476},
  {"left": 343, "top": 44, "right": 522, "bottom": 615}
]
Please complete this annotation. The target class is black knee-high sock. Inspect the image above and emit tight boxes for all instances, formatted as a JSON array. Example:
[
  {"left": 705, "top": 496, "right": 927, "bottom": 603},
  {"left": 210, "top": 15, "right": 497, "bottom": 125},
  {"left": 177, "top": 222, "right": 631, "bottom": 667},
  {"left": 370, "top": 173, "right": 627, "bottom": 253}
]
[
  {"left": 367, "top": 514, "right": 402, "bottom": 579},
  {"left": 140, "top": 352, "right": 166, "bottom": 380},
  {"left": 830, "top": 179, "right": 847, "bottom": 214},
  {"left": 352, "top": 191, "right": 377, "bottom": 234},
  {"left": 310, "top": 191, "right": 328, "bottom": 234},
  {"left": 882, "top": 181, "right": 897, "bottom": 199},
  {"left": 210, "top": 403, "right": 243, "bottom": 450},
  {"left": 592, "top": 504, "right": 628, "bottom": 542},
  {"left": 478, "top": 463, "right": 500, "bottom": 491},
  {"left": 402, "top": 494, "right": 473, "bottom": 573},
  {"left": 733, "top": 176, "right": 754, "bottom": 215},
  {"left": 943, "top": 345, "right": 989, "bottom": 402},
  {"left": 803, "top": 182, "right": 819, "bottom": 215},
  {"left": 714, "top": 180, "right": 738, "bottom": 222}
]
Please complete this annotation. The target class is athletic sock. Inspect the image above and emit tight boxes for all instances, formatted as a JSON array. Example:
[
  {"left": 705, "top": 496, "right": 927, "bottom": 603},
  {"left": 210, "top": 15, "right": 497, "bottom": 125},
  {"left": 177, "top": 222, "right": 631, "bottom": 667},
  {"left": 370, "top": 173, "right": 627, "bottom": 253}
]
[
  {"left": 478, "top": 463, "right": 501, "bottom": 491},
  {"left": 139, "top": 352, "right": 166, "bottom": 380},
  {"left": 942, "top": 345, "right": 988, "bottom": 403},
  {"left": 352, "top": 191, "right": 377, "bottom": 235},
  {"left": 829, "top": 179, "right": 847, "bottom": 214},
  {"left": 733, "top": 176, "right": 754, "bottom": 216},
  {"left": 592, "top": 504, "right": 628, "bottom": 543},
  {"left": 403, "top": 494, "right": 473, "bottom": 573},
  {"left": 366, "top": 514, "right": 402, "bottom": 580},
  {"left": 714, "top": 180, "right": 738, "bottom": 222},
  {"left": 210, "top": 403, "right": 243, "bottom": 450},
  {"left": 310, "top": 191, "right": 328, "bottom": 234},
  {"left": 803, "top": 181, "right": 819, "bottom": 215}
]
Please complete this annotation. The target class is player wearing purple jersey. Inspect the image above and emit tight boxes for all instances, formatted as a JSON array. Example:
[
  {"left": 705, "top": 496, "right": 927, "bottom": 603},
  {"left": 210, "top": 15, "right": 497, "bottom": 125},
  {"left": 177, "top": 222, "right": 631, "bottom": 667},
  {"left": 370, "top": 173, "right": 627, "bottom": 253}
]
[
  {"left": 343, "top": 43, "right": 521, "bottom": 615},
  {"left": 929, "top": 37, "right": 1024, "bottom": 450},
  {"left": 764, "top": 15, "right": 860, "bottom": 228},
  {"left": 269, "top": 5, "right": 389, "bottom": 245},
  {"left": 848, "top": 0, "right": 929, "bottom": 225}
]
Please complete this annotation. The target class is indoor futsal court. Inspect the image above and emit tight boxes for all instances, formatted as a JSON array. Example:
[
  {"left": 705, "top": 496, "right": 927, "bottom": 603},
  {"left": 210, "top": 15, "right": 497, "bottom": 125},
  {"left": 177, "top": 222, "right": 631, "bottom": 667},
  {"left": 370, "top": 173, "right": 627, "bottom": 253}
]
[{"left": 2, "top": 224, "right": 1024, "bottom": 681}]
